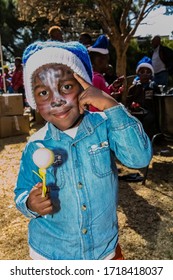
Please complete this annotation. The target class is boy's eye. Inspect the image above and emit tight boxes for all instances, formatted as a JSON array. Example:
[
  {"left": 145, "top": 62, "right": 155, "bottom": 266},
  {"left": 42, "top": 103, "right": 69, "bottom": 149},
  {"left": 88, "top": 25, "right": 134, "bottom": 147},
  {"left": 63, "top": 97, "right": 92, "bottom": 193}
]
[
  {"left": 61, "top": 84, "right": 72, "bottom": 93},
  {"left": 35, "top": 89, "right": 50, "bottom": 101},
  {"left": 39, "top": 90, "right": 49, "bottom": 96},
  {"left": 138, "top": 69, "right": 151, "bottom": 75}
]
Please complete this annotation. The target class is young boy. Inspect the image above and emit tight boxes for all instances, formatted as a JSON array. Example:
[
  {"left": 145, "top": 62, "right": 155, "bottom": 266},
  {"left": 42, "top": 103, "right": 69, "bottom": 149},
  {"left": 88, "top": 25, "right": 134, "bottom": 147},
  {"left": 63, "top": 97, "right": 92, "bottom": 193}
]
[
  {"left": 126, "top": 56, "right": 161, "bottom": 138},
  {"left": 14, "top": 41, "right": 152, "bottom": 260}
]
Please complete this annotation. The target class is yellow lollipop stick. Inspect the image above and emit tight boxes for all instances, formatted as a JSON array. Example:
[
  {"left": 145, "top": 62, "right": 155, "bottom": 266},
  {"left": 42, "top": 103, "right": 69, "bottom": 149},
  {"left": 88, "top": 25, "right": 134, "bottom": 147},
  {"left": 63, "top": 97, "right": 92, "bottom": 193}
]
[
  {"left": 32, "top": 148, "right": 55, "bottom": 198},
  {"left": 39, "top": 168, "right": 47, "bottom": 197}
]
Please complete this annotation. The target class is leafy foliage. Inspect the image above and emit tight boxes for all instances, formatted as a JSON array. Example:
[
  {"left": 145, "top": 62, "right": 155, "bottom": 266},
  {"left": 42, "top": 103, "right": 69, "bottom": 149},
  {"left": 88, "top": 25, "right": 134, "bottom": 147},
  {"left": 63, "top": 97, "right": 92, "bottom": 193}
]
[
  {"left": 0, "top": 0, "right": 27, "bottom": 62},
  {"left": 1, "top": 0, "right": 173, "bottom": 74}
]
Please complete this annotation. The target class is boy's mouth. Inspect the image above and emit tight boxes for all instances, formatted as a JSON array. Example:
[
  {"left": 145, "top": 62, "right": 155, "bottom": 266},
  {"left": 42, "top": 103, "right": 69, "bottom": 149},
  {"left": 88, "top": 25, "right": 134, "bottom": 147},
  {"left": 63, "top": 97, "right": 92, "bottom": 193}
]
[{"left": 51, "top": 107, "right": 71, "bottom": 119}]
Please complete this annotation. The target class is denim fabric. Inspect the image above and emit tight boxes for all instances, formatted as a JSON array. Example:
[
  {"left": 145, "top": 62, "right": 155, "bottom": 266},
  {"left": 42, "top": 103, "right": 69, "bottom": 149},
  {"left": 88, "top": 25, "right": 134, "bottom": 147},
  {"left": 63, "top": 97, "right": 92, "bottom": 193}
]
[{"left": 14, "top": 104, "right": 152, "bottom": 260}]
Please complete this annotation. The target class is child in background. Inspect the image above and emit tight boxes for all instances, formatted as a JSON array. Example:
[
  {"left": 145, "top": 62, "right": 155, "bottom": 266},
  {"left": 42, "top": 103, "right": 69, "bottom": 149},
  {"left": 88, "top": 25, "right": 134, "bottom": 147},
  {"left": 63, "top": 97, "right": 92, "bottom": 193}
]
[
  {"left": 88, "top": 35, "right": 124, "bottom": 111},
  {"left": 14, "top": 40, "right": 152, "bottom": 260},
  {"left": 126, "top": 56, "right": 160, "bottom": 138}
]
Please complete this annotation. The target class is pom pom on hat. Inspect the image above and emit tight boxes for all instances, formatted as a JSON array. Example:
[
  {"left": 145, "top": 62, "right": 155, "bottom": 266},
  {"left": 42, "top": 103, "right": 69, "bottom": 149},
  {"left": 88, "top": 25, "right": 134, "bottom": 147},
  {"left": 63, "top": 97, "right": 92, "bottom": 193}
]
[
  {"left": 88, "top": 34, "right": 109, "bottom": 54},
  {"left": 136, "top": 56, "right": 154, "bottom": 76},
  {"left": 22, "top": 40, "right": 93, "bottom": 109}
]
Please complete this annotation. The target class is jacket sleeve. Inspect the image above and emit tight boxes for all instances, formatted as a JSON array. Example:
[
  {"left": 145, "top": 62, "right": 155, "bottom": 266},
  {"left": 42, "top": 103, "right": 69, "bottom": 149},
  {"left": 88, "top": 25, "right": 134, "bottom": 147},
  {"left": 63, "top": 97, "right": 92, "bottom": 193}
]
[{"left": 104, "top": 104, "right": 152, "bottom": 168}]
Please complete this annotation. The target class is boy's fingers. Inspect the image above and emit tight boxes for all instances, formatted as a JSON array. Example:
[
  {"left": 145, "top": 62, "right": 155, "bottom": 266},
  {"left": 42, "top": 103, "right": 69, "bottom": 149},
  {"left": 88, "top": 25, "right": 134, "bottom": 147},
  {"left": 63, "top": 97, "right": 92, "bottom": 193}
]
[
  {"left": 74, "top": 73, "right": 91, "bottom": 90},
  {"left": 32, "top": 182, "right": 43, "bottom": 194},
  {"left": 34, "top": 182, "right": 42, "bottom": 189}
]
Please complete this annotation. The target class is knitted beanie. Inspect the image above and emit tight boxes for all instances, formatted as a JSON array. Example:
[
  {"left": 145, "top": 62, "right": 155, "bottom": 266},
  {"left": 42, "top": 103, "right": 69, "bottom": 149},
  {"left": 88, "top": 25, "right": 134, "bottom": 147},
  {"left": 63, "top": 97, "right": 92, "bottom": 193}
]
[
  {"left": 88, "top": 34, "right": 109, "bottom": 54},
  {"left": 136, "top": 56, "right": 154, "bottom": 76},
  {"left": 22, "top": 40, "right": 93, "bottom": 109}
]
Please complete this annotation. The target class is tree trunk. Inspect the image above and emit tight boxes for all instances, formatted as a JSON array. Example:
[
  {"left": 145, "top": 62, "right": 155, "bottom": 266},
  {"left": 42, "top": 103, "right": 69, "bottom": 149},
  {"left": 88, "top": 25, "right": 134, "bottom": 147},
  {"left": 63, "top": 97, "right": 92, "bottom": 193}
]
[
  {"left": 111, "top": 38, "right": 130, "bottom": 104},
  {"left": 115, "top": 49, "right": 127, "bottom": 77},
  {"left": 116, "top": 50, "right": 129, "bottom": 104}
]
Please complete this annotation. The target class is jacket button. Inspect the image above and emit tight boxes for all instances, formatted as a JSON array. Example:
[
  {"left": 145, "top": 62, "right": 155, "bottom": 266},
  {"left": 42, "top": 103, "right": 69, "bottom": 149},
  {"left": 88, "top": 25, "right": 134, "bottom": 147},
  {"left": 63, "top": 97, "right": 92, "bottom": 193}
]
[
  {"left": 77, "top": 182, "right": 83, "bottom": 189},
  {"left": 82, "top": 228, "right": 87, "bottom": 234},
  {"left": 82, "top": 204, "right": 87, "bottom": 211}
]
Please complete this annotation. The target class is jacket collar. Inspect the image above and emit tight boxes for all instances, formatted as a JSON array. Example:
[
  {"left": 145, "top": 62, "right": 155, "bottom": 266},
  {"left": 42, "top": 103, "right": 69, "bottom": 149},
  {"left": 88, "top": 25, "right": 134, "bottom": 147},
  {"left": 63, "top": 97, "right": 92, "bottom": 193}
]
[{"left": 29, "top": 111, "right": 107, "bottom": 142}]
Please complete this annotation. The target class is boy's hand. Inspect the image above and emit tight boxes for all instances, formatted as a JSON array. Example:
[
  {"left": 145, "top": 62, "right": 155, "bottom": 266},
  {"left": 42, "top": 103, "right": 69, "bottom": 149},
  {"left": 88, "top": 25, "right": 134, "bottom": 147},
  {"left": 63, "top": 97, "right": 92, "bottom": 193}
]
[
  {"left": 26, "top": 182, "right": 53, "bottom": 215},
  {"left": 111, "top": 75, "right": 125, "bottom": 92},
  {"left": 74, "top": 73, "right": 118, "bottom": 114}
]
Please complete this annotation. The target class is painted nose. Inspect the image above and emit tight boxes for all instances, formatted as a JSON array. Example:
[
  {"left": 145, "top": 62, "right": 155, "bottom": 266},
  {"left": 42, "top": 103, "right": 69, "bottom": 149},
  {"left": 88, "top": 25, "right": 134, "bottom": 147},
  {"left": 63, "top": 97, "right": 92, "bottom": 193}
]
[
  {"left": 51, "top": 91, "right": 67, "bottom": 107},
  {"left": 51, "top": 100, "right": 66, "bottom": 107}
]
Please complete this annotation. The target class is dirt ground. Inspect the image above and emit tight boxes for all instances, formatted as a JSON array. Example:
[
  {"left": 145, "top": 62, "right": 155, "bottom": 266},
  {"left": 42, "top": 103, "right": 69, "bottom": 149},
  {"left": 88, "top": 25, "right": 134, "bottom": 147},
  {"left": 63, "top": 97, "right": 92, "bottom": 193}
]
[{"left": 0, "top": 120, "right": 173, "bottom": 260}]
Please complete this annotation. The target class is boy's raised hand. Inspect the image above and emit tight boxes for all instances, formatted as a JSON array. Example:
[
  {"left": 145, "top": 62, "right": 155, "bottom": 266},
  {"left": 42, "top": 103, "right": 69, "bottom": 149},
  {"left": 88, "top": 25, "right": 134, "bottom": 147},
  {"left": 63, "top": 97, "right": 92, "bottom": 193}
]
[
  {"left": 26, "top": 182, "right": 53, "bottom": 216},
  {"left": 74, "top": 73, "right": 118, "bottom": 114}
]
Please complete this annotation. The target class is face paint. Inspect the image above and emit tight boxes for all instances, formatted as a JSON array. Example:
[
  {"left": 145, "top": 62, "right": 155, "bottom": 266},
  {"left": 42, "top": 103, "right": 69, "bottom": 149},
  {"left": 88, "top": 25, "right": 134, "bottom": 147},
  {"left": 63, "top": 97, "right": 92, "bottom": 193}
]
[
  {"left": 33, "top": 64, "right": 83, "bottom": 131},
  {"left": 38, "top": 68, "right": 66, "bottom": 105},
  {"left": 51, "top": 100, "right": 67, "bottom": 107}
]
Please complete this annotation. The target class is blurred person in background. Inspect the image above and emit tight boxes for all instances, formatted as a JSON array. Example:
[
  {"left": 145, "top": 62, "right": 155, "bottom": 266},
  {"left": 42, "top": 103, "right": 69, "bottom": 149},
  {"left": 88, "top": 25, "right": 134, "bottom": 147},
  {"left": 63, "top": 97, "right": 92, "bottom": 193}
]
[
  {"left": 88, "top": 34, "right": 124, "bottom": 111},
  {"left": 12, "top": 57, "right": 28, "bottom": 107},
  {"left": 151, "top": 35, "right": 173, "bottom": 89},
  {"left": 79, "top": 32, "right": 92, "bottom": 48},
  {"left": 0, "top": 65, "right": 13, "bottom": 93},
  {"left": 48, "top": 25, "right": 63, "bottom": 42},
  {"left": 126, "top": 56, "right": 160, "bottom": 139}
]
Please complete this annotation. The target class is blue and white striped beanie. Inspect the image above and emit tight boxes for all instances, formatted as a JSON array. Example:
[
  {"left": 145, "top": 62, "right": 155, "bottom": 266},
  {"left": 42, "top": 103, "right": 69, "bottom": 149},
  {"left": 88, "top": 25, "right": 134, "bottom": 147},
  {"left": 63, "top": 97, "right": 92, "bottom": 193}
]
[
  {"left": 88, "top": 34, "right": 109, "bottom": 54},
  {"left": 136, "top": 56, "right": 154, "bottom": 76},
  {"left": 22, "top": 40, "right": 93, "bottom": 109}
]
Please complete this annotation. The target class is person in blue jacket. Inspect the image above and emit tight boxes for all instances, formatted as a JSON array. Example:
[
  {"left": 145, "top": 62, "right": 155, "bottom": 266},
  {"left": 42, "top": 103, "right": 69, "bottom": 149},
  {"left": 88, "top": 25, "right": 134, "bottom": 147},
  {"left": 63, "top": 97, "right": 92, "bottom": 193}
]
[{"left": 14, "top": 40, "right": 152, "bottom": 260}]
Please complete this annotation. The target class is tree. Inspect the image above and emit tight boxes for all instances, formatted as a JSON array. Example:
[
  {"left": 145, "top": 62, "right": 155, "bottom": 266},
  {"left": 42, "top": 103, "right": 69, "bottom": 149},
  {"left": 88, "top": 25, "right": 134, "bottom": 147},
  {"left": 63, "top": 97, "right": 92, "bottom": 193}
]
[
  {"left": 16, "top": 0, "right": 173, "bottom": 76},
  {"left": 92, "top": 0, "right": 173, "bottom": 76},
  {"left": 0, "top": 0, "right": 27, "bottom": 62},
  {"left": 0, "top": 0, "right": 50, "bottom": 63},
  {"left": 160, "top": 0, "right": 173, "bottom": 14}
]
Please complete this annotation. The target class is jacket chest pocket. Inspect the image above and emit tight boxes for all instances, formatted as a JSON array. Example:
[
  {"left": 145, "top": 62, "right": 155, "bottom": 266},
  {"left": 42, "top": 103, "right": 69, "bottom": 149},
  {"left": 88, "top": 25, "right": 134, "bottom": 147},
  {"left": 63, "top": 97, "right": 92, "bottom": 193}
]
[{"left": 88, "top": 141, "right": 112, "bottom": 177}]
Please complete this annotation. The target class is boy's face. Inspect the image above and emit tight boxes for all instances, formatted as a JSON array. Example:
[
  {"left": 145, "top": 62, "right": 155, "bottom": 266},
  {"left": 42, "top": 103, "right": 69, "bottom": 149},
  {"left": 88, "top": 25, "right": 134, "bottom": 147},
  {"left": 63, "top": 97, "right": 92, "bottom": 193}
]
[
  {"left": 95, "top": 53, "right": 109, "bottom": 73},
  {"left": 32, "top": 64, "right": 83, "bottom": 131},
  {"left": 137, "top": 67, "right": 152, "bottom": 83}
]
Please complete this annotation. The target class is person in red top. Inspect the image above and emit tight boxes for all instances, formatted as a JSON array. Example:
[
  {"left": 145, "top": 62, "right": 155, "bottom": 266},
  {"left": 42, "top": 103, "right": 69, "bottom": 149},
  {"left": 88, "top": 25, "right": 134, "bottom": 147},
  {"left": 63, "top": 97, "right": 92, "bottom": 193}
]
[
  {"left": 11, "top": 57, "right": 27, "bottom": 106},
  {"left": 11, "top": 57, "right": 24, "bottom": 93},
  {"left": 88, "top": 35, "right": 124, "bottom": 111}
]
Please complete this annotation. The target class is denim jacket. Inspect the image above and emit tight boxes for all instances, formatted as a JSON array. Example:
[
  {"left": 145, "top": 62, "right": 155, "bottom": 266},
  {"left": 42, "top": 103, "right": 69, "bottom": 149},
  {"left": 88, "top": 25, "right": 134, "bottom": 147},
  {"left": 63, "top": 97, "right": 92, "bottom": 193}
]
[{"left": 14, "top": 104, "right": 152, "bottom": 260}]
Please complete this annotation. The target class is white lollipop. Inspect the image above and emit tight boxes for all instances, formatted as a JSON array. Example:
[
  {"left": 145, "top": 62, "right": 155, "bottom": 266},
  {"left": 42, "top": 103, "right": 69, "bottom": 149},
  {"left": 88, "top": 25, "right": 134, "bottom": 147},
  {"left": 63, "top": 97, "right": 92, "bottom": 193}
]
[
  {"left": 32, "top": 148, "right": 55, "bottom": 197},
  {"left": 33, "top": 148, "right": 55, "bottom": 169}
]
